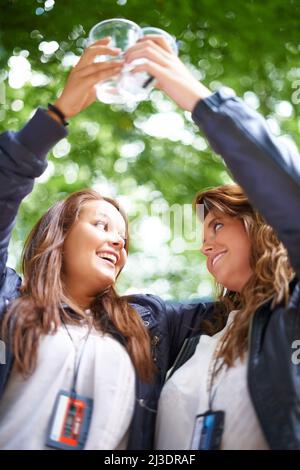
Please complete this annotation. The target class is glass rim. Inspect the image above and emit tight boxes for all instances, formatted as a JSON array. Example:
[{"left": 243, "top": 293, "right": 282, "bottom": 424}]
[
  {"left": 89, "top": 18, "right": 142, "bottom": 39},
  {"left": 141, "top": 26, "right": 172, "bottom": 34},
  {"left": 141, "top": 26, "right": 178, "bottom": 54}
]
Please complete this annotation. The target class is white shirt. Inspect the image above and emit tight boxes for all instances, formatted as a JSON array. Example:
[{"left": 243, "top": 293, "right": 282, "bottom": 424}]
[
  {"left": 0, "top": 324, "right": 135, "bottom": 450},
  {"left": 155, "top": 311, "right": 269, "bottom": 450}
]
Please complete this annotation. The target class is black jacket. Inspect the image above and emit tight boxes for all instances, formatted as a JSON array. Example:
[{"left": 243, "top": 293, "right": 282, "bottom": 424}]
[{"left": 191, "top": 88, "right": 300, "bottom": 449}]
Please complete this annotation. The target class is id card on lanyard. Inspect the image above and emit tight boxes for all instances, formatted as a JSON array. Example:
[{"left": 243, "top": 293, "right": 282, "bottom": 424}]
[
  {"left": 46, "top": 322, "right": 93, "bottom": 450},
  {"left": 190, "top": 409, "right": 225, "bottom": 450},
  {"left": 46, "top": 390, "right": 93, "bottom": 450}
]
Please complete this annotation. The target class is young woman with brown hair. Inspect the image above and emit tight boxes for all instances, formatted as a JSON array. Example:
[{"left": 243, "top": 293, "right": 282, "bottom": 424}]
[
  {"left": 2, "top": 189, "right": 154, "bottom": 382},
  {"left": 0, "top": 39, "right": 149, "bottom": 450}
]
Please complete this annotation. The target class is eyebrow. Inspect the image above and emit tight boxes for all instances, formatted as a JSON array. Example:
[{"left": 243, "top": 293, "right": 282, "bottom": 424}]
[{"left": 94, "top": 212, "right": 109, "bottom": 220}]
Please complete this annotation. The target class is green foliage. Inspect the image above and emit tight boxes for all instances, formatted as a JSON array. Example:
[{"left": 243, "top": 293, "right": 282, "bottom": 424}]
[{"left": 0, "top": 0, "right": 299, "bottom": 299}]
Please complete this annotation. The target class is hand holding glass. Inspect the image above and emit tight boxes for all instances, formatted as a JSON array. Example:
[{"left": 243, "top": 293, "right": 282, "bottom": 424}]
[
  {"left": 89, "top": 20, "right": 178, "bottom": 106},
  {"left": 118, "top": 27, "right": 178, "bottom": 104},
  {"left": 88, "top": 18, "right": 142, "bottom": 104}
]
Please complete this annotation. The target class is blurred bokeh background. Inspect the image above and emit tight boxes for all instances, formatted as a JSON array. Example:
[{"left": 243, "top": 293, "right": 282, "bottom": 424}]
[{"left": 0, "top": 0, "right": 299, "bottom": 300}]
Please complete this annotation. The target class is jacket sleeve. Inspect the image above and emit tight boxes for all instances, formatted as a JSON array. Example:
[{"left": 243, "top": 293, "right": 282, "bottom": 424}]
[
  {"left": 0, "top": 109, "right": 67, "bottom": 285},
  {"left": 128, "top": 293, "right": 213, "bottom": 369},
  {"left": 192, "top": 88, "right": 300, "bottom": 279},
  {"left": 164, "top": 300, "right": 215, "bottom": 366}
]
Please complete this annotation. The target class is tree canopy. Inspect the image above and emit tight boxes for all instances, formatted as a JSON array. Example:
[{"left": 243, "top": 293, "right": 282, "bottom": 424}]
[{"left": 0, "top": 0, "right": 299, "bottom": 299}]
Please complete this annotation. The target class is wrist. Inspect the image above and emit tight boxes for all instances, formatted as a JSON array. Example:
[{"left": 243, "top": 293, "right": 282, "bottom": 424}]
[
  {"left": 188, "top": 84, "right": 212, "bottom": 112},
  {"left": 47, "top": 109, "right": 63, "bottom": 125},
  {"left": 53, "top": 99, "right": 72, "bottom": 120},
  {"left": 48, "top": 103, "right": 69, "bottom": 126}
]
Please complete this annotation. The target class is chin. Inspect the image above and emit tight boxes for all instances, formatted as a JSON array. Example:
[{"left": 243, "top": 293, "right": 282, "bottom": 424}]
[
  {"left": 216, "top": 278, "right": 236, "bottom": 292},
  {"left": 93, "top": 272, "right": 116, "bottom": 290}
]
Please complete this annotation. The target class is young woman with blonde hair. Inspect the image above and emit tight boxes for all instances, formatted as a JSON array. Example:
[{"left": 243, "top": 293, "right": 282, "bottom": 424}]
[
  {"left": 155, "top": 183, "right": 295, "bottom": 449},
  {"left": 124, "top": 36, "right": 300, "bottom": 449}
]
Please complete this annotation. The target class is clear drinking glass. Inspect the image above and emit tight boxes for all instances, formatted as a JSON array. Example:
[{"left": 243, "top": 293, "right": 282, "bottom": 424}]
[
  {"left": 88, "top": 18, "right": 142, "bottom": 104},
  {"left": 117, "top": 26, "right": 178, "bottom": 104}
]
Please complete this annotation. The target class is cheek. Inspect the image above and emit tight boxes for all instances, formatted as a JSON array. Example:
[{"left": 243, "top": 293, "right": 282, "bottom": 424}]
[
  {"left": 62, "top": 251, "right": 79, "bottom": 277},
  {"left": 236, "top": 237, "right": 252, "bottom": 270},
  {"left": 66, "top": 226, "right": 102, "bottom": 254},
  {"left": 119, "top": 251, "right": 128, "bottom": 270},
  {"left": 62, "top": 233, "right": 91, "bottom": 273}
]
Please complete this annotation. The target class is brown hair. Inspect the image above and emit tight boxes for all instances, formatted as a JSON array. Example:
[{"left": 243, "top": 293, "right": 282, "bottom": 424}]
[
  {"left": 1, "top": 189, "right": 155, "bottom": 382},
  {"left": 195, "top": 184, "right": 294, "bottom": 369}
]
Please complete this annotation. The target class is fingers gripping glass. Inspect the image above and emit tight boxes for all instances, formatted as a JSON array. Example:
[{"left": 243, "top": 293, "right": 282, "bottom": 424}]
[{"left": 117, "top": 26, "right": 178, "bottom": 104}]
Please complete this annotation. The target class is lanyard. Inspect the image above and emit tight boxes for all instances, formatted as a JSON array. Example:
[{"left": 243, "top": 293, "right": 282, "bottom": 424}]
[
  {"left": 206, "top": 311, "right": 238, "bottom": 409},
  {"left": 46, "top": 319, "right": 94, "bottom": 450},
  {"left": 206, "top": 335, "right": 226, "bottom": 410},
  {"left": 61, "top": 319, "right": 91, "bottom": 397}
]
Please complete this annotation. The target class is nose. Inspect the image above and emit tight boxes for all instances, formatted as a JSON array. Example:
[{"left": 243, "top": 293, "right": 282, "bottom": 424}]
[
  {"left": 109, "top": 231, "right": 126, "bottom": 251},
  {"left": 200, "top": 239, "right": 214, "bottom": 256}
]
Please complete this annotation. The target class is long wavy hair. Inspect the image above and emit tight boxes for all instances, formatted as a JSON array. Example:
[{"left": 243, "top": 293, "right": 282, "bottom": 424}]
[
  {"left": 1, "top": 189, "right": 155, "bottom": 382},
  {"left": 195, "top": 184, "right": 294, "bottom": 368}
]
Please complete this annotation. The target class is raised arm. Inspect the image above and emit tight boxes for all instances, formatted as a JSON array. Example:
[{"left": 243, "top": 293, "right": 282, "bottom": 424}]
[
  {"left": 0, "top": 111, "right": 67, "bottom": 284},
  {"left": 0, "top": 39, "right": 124, "bottom": 285},
  {"left": 125, "top": 38, "right": 300, "bottom": 279},
  {"left": 192, "top": 91, "right": 300, "bottom": 279}
]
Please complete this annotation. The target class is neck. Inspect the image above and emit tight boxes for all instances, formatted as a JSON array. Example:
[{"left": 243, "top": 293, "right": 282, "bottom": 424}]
[
  {"left": 63, "top": 276, "right": 111, "bottom": 310},
  {"left": 63, "top": 285, "right": 95, "bottom": 311}
]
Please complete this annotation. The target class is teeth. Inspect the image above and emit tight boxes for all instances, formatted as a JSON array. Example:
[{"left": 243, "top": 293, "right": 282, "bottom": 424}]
[
  {"left": 97, "top": 252, "right": 117, "bottom": 265},
  {"left": 212, "top": 252, "right": 226, "bottom": 267}
]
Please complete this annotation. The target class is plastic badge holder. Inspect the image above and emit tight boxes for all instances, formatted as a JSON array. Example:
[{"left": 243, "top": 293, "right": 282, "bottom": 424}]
[{"left": 46, "top": 390, "right": 93, "bottom": 450}]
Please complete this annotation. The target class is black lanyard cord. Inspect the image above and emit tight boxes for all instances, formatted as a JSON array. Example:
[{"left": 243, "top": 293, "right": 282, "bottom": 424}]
[{"left": 61, "top": 318, "right": 92, "bottom": 396}]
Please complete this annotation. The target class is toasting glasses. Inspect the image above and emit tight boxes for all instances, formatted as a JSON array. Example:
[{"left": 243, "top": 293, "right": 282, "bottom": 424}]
[{"left": 88, "top": 19, "right": 178, "bottom": 106}]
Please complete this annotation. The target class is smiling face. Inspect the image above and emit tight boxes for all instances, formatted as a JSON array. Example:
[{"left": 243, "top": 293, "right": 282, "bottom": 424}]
[
  {"left": 62, "top": 199, "right": 127, "bottom": 308},
  {"left": 201, "top": 210, "right": 253, "bottom": 293}
]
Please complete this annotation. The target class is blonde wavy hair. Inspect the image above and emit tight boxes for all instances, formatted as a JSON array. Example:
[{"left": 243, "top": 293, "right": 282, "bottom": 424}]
[{"left": 195, "top": 184, "right": 294, "bottom": 368}]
